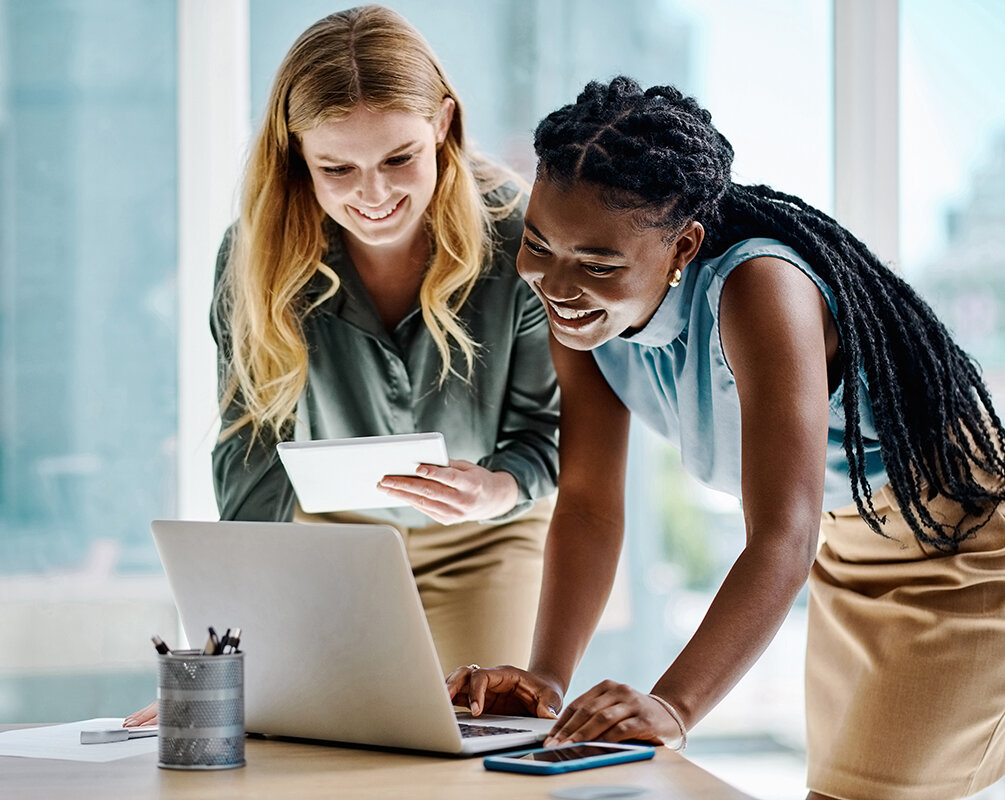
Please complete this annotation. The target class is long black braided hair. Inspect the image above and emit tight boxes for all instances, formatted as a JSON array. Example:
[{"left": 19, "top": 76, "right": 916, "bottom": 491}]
[{"left": 534, "top": 76, "right": 1005, "bottom": 552}]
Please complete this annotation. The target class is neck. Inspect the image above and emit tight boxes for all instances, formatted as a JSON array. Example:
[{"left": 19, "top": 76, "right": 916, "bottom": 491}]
[{"left": 341, "top": 227, "right": 431, "bottom": 278}]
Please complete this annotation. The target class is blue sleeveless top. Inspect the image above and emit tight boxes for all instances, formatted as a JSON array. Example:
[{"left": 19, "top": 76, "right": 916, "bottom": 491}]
[{"left": 592, "top": 237, "right": 888, "bottom": 512}]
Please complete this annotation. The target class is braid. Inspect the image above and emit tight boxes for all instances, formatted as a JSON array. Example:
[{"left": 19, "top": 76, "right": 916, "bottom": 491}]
[
  {"left": 534, "top": 78, "right": 733, "bottom": 237},
  {"left": 535, "top": 77, "right": 1005, "bottom": 552}
]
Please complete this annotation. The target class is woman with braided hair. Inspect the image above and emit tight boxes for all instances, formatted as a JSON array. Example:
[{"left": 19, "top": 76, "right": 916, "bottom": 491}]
[{"left": 448, "top": 77, "right": 1005, "bottom": 799}]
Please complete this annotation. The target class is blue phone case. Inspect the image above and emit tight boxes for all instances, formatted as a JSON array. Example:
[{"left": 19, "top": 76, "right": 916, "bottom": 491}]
[{"left": 483, "top": 742, "right": 655, "bottom": 775}]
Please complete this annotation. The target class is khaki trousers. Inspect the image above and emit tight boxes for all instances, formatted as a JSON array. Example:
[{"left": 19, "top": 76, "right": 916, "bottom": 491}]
[{"left": 295, "top": 497, "right": 553, "bottom": 676}]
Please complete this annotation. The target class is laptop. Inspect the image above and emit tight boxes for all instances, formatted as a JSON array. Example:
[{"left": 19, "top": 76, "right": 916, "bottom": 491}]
[{"left": 149, "top": 519, "right": 554, "bottom": 755}]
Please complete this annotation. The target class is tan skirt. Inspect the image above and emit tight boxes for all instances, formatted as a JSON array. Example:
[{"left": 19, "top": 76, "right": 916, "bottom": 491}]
[{"left": 808, "top": 483, "right": 1005, "bottom": 799}]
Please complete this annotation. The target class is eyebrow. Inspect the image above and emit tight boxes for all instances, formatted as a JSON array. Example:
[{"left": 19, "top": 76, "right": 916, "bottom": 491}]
[
  {"left": 313, "top": 139, "right": 420, "bottom": 163},
  {"left": 525, "top": 220, "right": 626, "bottom": 259}
]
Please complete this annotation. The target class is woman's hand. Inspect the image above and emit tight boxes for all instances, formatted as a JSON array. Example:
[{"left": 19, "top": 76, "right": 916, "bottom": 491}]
[
  {"left": 377, "top": 459, "right": 519, "bottom": 523},
  {"left": 544, "top": 681, "right": 684, "bottom": 748},
  {"left": 123, "top": 700, "right": 158, "bottom": 728},
  {"left": 446, "top": 664, "right": 563, "bottom": 720}
]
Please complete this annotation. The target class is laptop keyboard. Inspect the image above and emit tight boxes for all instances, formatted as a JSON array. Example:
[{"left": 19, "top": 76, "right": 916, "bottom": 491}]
[{"left": 458, "top": 722, "right": 532, "bottom": 738}]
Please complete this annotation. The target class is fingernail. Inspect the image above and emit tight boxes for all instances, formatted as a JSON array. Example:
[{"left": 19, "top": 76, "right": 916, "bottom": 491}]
[
  {"left": 416, "top": 466, "right": 429, "bottom": 476},
  {"left": 123, "top": 718, "right": 135, "bottom": 726},
  {"left": 547, "top": 706, "right": 558, "bottom": 717},
  {"left": 470, "top": 700, "right": 480, "bottom": 715}
]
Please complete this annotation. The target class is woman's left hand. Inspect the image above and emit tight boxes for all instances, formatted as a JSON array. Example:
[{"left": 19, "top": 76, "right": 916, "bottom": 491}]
[
  {"left": 376, "top": 459, "right": 519, "bottom": 523},
  {"left": 123, "top": 700, "right": 158, "bottom": 728},
  {"left": 543, "top": 680, "right": 684, "bottom": 749}
]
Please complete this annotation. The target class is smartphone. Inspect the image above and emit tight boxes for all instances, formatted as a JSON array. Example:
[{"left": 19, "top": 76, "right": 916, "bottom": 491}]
[{"left": 483, "top": 742, "right": 655, "bottom": 775}]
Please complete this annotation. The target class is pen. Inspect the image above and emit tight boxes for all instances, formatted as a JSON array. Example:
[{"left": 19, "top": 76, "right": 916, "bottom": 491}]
[
  {"left": 80, "top": 725, "right": 158, "bottom": 745},
  {"left": 223, "top": 627, "right": 241, "bottom": 654},
  {"left": 203, "top": 626, "right": 220, "bottom": 656},
  {"left": 151, "top": 635, "right": 171, "bottom": 655},
  {"left": 219, "top": 628, "right": 231, "bottom": 653}
]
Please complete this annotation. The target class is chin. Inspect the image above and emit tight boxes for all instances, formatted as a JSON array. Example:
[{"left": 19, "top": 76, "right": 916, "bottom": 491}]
[
  {"left": 349, "top": 222, "right": 410, "bottom": 248},
  {"left": 550, "top": 326, "right": 612, "bottom": 352}
]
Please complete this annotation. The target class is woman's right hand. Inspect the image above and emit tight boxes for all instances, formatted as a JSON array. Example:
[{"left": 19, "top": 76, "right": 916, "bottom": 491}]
[
  {"left": 123, "top": 700, "right": 158, "bottom": 727},
  {"left": 445, "top": 664, "right": 563, "bottom": 719}
]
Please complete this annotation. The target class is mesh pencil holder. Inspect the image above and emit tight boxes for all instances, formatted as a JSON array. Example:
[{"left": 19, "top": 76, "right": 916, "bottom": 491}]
[{"left": 157, "top": 649, "right": 245, "bottom": 770}]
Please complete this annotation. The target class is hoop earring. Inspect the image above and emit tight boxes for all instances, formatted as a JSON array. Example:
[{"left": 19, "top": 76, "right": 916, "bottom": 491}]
[{"left": 669, "top": 268, "right": 682, "bottom": 288}]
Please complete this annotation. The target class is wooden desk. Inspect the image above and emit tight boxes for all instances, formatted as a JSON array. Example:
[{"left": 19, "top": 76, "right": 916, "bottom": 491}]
[{"left": 2, "top": 726, "right": 756, "bottom": 799}]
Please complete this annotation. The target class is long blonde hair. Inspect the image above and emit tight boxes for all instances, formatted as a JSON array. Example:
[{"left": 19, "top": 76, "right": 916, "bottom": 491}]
[{"left": 217, "top": 5, "right": 518, "bottom": 444}]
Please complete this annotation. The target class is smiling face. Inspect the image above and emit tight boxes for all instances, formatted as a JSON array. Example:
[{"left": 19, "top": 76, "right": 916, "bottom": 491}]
[
  {"left": 517, "top": 177, "right": 703, "bottom": 351},
  {"left": 298, "top": 102, "right": 453, "bottom": 252}
]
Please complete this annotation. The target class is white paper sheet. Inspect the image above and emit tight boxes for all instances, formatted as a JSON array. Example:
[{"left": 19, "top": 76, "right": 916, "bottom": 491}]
[{"left": 0, "top": 718, "right": 158, "bottom": 762}]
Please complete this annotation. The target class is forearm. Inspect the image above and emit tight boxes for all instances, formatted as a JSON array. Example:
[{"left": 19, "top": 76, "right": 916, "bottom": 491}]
[
  {"left": 529, "top": 337, "right": 631, "bottom": 696},
  {"left": 482, "top": 283, "right": 560, "bottom": 505},
  {"left": 212, "top": 427, "right": 295, "bottom": 521},
  {"left": 480, "top": 435, "right": 558, "bottom": 499},
  {"left": 528, "top": 504, "right": 624, "bottom": 694},
  {"left": 481, "top": 390, "right": 559, "bottom": 517},
  {"left": 651, "top": 532, "right": 813, "bottom": 729}
]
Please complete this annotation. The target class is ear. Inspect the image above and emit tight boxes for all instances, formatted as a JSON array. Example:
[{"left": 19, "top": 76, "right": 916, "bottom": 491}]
[
  {"left": 435, "top": 96, "right": 456, "bottom": 145},
  {"left": 668, "top": 220, "right": 704, "bottom": 273}
]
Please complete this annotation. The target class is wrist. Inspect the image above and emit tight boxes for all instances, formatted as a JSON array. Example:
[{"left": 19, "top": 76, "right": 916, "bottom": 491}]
[
  {"left": 494, "top": 469, "right": 519, "bottom": 512},
  {"left": 648, "top": 693, "right": 688, "bottom": 752},
  {"left": 526, "top": 663, "right": 568, "bottom": 698},
  {"left": 478, "top": 470, "right": 522, "bottom": 522}
]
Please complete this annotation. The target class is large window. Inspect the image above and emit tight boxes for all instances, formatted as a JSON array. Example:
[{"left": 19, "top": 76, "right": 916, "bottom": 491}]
[
  {"left": 4, "top": 2, "right": 1004, "bottom": 797},
  {"left": 901, "top": 0, "right": 1005, "bottom": 405},
  {"left": 0, "top": 0, "right": 179, "bottom": 721}
]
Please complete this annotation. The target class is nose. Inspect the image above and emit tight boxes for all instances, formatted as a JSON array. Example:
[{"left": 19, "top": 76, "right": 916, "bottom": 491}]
[
  {"left": 535, "top": 262, "right": 584, "bottom": 304},
  {"left": 357, "top": 169, "right": 391, "bottom": 206}
]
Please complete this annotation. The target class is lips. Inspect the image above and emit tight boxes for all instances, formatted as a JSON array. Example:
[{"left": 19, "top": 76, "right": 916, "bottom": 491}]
[
  {"left": 547, "top": 301, "right": 603, "bottom": 329},
  {"left": 351, "top": 197, "right": 404, "bottom": 222}
]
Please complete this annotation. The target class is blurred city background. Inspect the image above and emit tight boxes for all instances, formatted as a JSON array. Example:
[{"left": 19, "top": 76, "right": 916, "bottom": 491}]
[{"left": 2, "top": 1, "right": 1004, "bottom": 797}]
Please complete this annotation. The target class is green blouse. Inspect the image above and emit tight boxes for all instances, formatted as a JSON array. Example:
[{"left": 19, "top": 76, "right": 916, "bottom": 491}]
[{"left": 210, "top": 192, "right": 559, "bottom": 526}]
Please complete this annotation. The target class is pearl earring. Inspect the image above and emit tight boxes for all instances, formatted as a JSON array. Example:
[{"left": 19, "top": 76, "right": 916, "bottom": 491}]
[{"left": 669, "top": 268, "right": 682, "bottom": 288}]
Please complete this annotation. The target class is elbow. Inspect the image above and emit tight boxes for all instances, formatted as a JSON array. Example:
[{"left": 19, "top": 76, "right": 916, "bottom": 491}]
[
  {"left": 746, "top": 517, "right": 820, "bottom": 590},
  {"left": 793, "top": 528, "right": 820, "bottom": 586},
  {"left": 796, "top": 513, "right": 822, "bottom": 574},
  {"left": 784, "top": 516, "right": 820, "bottom": 578}
]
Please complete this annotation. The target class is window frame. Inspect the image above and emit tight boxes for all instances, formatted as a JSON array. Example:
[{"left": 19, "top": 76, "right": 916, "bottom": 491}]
[
  {"left": 833, "top": 0, "right": 900, "bottom": 267},
  {"left": 177, "top": 0, "right": 251, "bottom": 520}
]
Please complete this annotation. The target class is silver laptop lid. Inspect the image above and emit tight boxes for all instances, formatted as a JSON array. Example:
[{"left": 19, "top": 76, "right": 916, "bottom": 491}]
[{"left": 150, "top": 520, "right": 467, "bottom": 753}]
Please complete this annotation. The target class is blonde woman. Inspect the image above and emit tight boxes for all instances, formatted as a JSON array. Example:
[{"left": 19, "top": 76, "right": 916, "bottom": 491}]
[{"left": 124, "top": 5, "right": 557, "bottom": 727}]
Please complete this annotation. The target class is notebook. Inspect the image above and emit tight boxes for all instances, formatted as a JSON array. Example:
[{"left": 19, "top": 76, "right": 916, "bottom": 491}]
[{"left": 150, "top": 519, "right": 554, "bottom": 755}]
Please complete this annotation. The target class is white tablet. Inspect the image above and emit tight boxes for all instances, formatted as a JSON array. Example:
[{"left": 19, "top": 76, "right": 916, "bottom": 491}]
[{"left": 276, "top": 432, "right": 449, "bottom": 514}]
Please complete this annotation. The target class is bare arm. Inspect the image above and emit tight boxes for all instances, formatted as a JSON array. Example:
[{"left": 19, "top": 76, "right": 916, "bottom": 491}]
[
  {"left": 548, "top": 256, "right": 834, "bottom": 745},
  {"left": 651, "top": 256, "right": 831, "bottom": 727},
  {"left": 448, "top": 336, "right": 630, "bottom": 715},
  {"left": 528, "top": 337, "right": 632, "bottom": 693}
]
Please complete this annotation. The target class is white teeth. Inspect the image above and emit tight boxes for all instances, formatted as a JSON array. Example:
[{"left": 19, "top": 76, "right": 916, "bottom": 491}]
[
  {"left": 551, "top": 304, "right": 596, "bottom": 320},
  {"left": 355, "top": 201, "right": 398, "bottom": 220}
]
